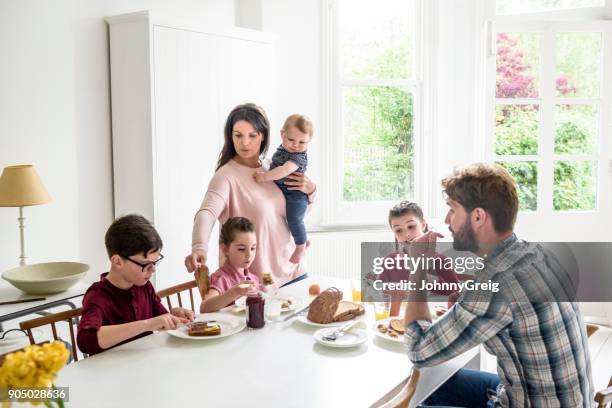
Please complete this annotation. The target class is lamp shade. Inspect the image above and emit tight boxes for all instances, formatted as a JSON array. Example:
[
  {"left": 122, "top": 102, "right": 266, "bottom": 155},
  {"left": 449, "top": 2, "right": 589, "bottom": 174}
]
[{"left": 0, "top": 165, "right": 51, "bottom": 207}]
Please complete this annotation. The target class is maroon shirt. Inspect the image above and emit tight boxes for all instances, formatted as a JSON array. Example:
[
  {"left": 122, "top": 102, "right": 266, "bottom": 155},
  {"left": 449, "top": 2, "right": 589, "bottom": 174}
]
[{"left": 77, "top": 273, "right": 167, "bottom": 355}]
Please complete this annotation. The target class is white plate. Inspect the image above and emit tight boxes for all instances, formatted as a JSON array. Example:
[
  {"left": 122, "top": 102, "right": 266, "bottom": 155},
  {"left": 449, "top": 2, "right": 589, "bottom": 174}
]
[
  {"left": 234, "top": 294, "right": 303, "bottom": 313},
  {"left": 166, "top": 313, "right": 245, "bottom": 340},
  {"left": 314, "top": 328, "right": 368, "bottom": 348},
  {"left": 296, "top": 312, "right": 366, "bottom": 328},
  {"left": 373, "top": 317, "right": 406, "bottom": 343}
]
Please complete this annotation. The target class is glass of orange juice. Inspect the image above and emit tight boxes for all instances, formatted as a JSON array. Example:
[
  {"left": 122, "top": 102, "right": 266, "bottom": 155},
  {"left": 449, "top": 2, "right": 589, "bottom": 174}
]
[
  {"left": 374, "top": 293, "right": 391, "bottom": 320},
  {"left": 351, "top": 279, "right": 362, "bottom": 302}
]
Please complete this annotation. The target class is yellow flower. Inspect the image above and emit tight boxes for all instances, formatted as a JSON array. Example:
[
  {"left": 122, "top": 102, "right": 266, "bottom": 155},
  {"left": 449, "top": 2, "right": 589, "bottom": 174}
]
[{"left": 0, "top": 341, "right": 69, "bottom": 406}]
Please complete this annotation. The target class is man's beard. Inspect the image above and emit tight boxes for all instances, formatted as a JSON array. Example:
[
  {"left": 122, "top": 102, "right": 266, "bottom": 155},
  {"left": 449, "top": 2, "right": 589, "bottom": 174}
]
[{"left": 451, "top": 217, "right": 479, "bottom": 252}]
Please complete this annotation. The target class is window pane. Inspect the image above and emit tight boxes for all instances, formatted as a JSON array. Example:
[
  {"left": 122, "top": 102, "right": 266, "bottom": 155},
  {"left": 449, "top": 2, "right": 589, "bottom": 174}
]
[
  {"left": 554, "top": 105, "right": 597, "bottom": 154},
  {"left": 556, "top": 33, "right": 601, "bottom": 98},
  {"left": 343, "top": 86, "right": 414, "bottom": 201},
  {"left": 553, "top": 160, "right": 597, "bottom": 210},
  {"left": 497, "top": 161, "right": 538, "bottom": 211},
  {"left": 497, "top": 0, "right": 603, "bottom": 15},
  {"left": 339, "top": 0, "right": 413, "bottom": 80},
  {"left": 496, "top": 33, "right": 540, "bottom": 98},
  {"left": 495, "top": 105, "right": 539, "bottom": 155}
]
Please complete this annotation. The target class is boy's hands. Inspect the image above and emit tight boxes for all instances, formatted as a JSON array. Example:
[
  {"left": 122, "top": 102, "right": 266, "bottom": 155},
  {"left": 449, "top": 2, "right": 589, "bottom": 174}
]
[
  {"left": 147, "top": 313, "right": 188, "bottom": 331},
  {"left": 170, "top": 307, "right": 195, "bottom": 322},
  {"left": 253, "top": 171, "right": 266, "bottom": 183}
]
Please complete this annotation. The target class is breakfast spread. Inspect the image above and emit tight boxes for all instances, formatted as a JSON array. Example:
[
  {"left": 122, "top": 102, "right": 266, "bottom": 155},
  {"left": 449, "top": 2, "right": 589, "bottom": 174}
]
[
  {"left": 389, "top": 319, "right": 405, "bottom": 334},
  {"left": 377, "top": 319, "right": 404, "bottom": 339},
  {"left": 307, "top": 287, "right": 364, "bottom": 324},
  {"left": 188, "top": 321, "right": 221, "bottom": 337}
]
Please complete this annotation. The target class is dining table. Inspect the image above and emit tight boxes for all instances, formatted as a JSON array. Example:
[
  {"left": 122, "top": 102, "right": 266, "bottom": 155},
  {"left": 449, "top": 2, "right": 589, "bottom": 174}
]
[
  {"left": 0, "top": 280, "right": 89, "bottom": 331},
  {"left": 53, "top": 276, "right": 479, "bottom": 407}
]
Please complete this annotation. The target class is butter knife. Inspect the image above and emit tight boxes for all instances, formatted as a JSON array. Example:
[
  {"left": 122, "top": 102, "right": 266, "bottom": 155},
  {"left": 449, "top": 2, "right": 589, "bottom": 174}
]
[
  {"left": 282, "top": 303, "right": 310, "bottom": 322},
  {"left": 0, "top": 297, "right": 46, "bottom": 306}
]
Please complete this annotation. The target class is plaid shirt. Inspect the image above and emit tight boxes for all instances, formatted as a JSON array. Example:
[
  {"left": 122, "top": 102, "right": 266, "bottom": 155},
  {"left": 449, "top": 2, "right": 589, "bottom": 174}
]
[{"left": 405, "top": 235, "right": 594, "bottom": 407}]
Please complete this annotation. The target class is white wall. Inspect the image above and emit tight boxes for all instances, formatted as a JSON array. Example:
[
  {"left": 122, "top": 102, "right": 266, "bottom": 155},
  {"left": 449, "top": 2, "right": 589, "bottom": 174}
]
[
  {"left": 0, "top": 0, "right": 235, "bottom": 280},
  {"left": 261, "top": 0, "right": 324, "bottom": 226}
]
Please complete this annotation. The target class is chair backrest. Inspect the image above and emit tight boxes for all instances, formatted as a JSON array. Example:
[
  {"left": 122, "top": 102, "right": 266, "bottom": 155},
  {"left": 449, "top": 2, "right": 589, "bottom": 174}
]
[
  {"left": 156, "top": 280, "right": 198, "bottom": 312},
  {"left": 595, "top": 376, "right": 612, "bottom": 408},
  {"left": 19, "top": 307, "right": 83, "bottom": 362}
]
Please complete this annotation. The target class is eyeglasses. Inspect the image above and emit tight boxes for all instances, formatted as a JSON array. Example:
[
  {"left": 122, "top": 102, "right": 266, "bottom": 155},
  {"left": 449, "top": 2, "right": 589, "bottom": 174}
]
[{"left": 121, "top": 254, "right": 164, "bottom": 272}]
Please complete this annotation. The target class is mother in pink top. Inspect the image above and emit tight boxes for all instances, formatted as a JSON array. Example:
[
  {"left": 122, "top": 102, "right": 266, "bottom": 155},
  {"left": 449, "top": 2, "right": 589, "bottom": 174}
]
[{"left": 184, "top": 103, "right": 316, "bottom": 287}]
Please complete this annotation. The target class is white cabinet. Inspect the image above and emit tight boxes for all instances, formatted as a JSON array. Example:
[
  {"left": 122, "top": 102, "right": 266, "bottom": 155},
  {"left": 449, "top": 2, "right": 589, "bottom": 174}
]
[{"left": 106, "top": 11, "right": 276, "bottom": 289}]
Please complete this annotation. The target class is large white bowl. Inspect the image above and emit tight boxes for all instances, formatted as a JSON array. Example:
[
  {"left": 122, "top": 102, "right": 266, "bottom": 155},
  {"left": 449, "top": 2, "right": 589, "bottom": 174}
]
[{"left": 2, "top": 262, "right": 89, "bottom": 294}]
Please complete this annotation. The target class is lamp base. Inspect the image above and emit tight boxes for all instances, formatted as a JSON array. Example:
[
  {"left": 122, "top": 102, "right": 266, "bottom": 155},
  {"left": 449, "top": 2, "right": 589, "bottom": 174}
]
[{"left": 18, "top": 206, "right": 26, "bottom": 266}]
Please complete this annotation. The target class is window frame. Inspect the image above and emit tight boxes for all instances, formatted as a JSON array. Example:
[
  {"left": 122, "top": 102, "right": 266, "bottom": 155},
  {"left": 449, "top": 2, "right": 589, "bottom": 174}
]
[
  {"left": 484, "top": 17, "right": 612, "bottom": 217},
  {"left": 320, "top": 0, "right": 432, "bottom": 227},
  {"left": 494, "top": 0, "right": 612, "bottom": 20}
]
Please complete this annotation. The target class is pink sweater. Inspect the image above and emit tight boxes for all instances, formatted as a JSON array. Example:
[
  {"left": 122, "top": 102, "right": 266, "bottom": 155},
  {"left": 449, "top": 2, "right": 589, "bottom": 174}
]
[{"left": 192, "top": 159, "right": 314, "bottom": 287}]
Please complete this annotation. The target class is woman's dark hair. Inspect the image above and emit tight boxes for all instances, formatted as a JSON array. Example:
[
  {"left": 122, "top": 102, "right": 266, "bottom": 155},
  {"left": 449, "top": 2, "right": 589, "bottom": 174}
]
[
  {"left": 216, "top": 103, "right": 270, "bottom": 171},
  {"left": 105, "top": 214, "right": 162, "bottom": 258},
  {"left": 219, "top": 217, "right": 256, "bottom": 245}
]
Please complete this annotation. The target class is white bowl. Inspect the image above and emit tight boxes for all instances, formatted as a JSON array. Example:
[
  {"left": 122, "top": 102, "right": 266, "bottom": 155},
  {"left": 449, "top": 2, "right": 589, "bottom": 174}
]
[{"left": 2, "top": 262, "right": 89, "bottom": 294}]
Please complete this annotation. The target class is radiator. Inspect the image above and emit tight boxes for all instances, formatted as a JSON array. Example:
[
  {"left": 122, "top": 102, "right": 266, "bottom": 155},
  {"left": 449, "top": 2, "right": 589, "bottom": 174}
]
[{"left": 304, "top": 230, "right": 390, "bottom": 279}]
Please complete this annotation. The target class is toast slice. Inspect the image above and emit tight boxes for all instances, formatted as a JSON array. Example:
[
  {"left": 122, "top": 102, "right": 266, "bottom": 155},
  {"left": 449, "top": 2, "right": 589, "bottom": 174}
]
[
  {"left": 195, "top": 265, "right": 209, "bottom": 300},
  {"left": 332, "top": 301, "right": 365, "bottom": 322},
  {"left": 188, "top": 322, "right": 221, "bottom": 337}
]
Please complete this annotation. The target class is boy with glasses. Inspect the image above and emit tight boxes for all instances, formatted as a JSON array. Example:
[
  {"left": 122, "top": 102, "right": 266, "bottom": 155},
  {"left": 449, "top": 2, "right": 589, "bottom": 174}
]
[{"left": 77, "top": 214, "right": 194, "bottom": 355}]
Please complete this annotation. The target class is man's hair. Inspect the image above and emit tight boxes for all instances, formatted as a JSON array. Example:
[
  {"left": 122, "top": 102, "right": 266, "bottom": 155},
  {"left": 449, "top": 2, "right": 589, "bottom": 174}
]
[
  {"left": 105, "top": 214, "right": 163, "bottom": 258},
  {"left": 219, "top": 217, "right": 256, "bottom": 245},
  {"left": 441, "top": 163, "right": 519, "bottom": 233},
  {"left": 282, "top": 114, "right": 314, "bottom": 137}
]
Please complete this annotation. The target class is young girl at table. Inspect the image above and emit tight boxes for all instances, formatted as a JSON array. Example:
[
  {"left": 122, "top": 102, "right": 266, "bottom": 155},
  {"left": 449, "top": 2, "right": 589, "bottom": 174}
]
[
  {"left": 380, "top": 201, "right": 467, "bottom": 308},
  {"left": 200, "top": 217, "right": 262, "bottom": 312}
]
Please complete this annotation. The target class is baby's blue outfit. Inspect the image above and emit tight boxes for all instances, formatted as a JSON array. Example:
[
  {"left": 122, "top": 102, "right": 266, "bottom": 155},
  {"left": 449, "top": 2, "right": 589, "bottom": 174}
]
[{"left": 270, "top": 145, "right": 308, "bottom": 245}]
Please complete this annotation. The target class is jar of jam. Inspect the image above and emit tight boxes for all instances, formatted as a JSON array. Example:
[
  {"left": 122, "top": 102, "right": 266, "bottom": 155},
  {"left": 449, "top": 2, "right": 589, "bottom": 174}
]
[{"left": 246, "top": 293, "right": 265, "bottom": 329}]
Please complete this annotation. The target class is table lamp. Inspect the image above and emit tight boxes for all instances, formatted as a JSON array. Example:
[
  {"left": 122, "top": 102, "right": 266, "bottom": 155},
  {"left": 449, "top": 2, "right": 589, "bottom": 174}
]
[{"left": 0, "top": 165, "right": 51, "bottom": 266}]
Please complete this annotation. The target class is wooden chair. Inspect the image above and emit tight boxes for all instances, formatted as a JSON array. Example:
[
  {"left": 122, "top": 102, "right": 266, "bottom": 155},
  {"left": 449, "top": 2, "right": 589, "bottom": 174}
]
[
  {"left": 374, "top": 368, "right": 421, "bottom": 408},
  {"left": 156, "top": 280, "right": 198, "bottom": 312},
  {"left": 595, "top": 376, "right": 612, "bottom": 408},
  {"left": 19, "top": 307, "right": 83, "bottom": 362}
]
